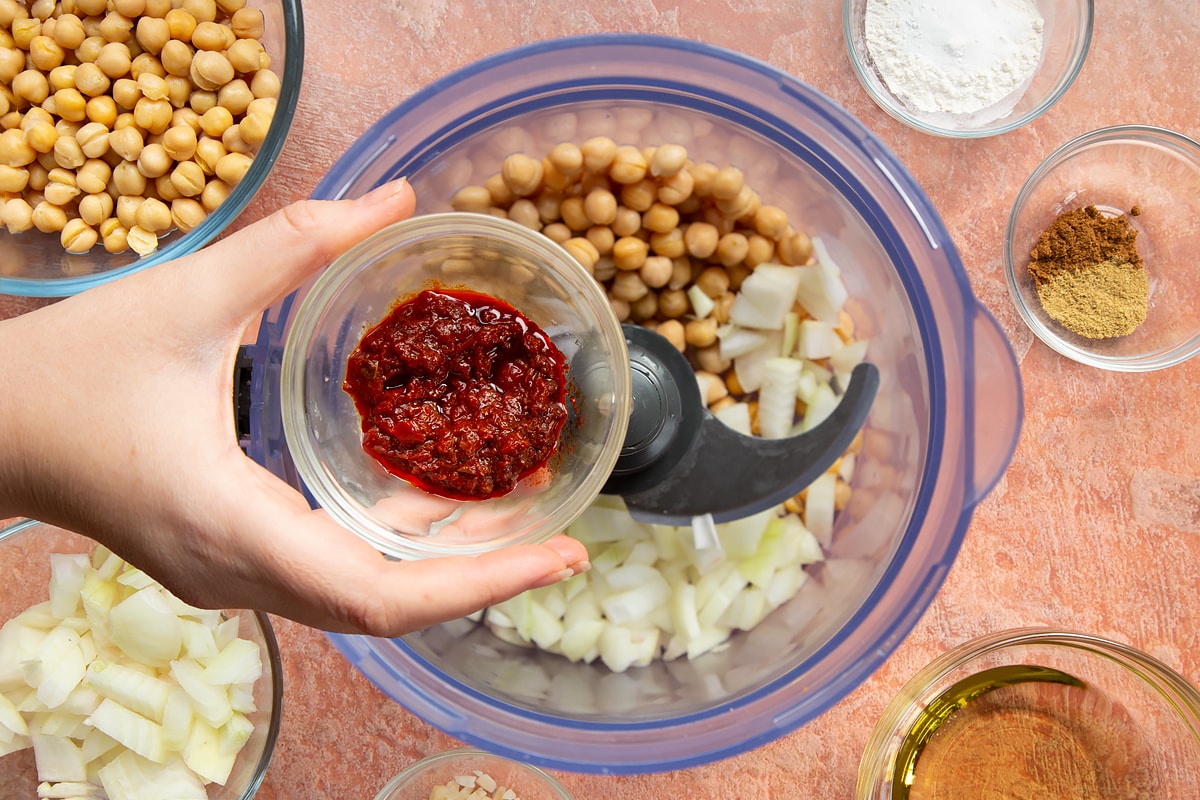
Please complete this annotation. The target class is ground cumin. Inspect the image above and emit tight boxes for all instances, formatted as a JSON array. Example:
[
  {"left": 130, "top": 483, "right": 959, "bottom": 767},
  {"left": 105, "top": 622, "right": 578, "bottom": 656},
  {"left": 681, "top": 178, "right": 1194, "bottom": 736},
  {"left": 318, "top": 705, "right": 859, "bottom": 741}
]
[{"left": 1027, "top": 206, "right": 1148, "bottom": 339}]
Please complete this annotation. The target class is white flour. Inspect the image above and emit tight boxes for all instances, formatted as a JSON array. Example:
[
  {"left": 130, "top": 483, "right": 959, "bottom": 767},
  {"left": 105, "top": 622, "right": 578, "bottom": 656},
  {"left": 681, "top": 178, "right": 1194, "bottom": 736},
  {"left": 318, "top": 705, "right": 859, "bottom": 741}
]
[{"left": 864, "top": 0, "right": 1045, "bottom": 121}]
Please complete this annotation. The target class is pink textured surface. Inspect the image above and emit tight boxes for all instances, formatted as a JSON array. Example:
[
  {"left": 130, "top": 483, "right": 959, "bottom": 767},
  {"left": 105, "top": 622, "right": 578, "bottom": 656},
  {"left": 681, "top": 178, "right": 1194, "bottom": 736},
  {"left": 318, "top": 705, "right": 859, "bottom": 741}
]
[{"left": 4, "top": 2, "right": 1200, "bottom": 798}]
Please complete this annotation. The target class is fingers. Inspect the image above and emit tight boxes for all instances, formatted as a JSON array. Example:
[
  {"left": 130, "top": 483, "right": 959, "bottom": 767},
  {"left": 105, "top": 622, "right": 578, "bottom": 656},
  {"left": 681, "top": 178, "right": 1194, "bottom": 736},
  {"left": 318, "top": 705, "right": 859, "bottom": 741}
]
[{"left": 181, "top": 179, "right": 416, "bottom": 326}]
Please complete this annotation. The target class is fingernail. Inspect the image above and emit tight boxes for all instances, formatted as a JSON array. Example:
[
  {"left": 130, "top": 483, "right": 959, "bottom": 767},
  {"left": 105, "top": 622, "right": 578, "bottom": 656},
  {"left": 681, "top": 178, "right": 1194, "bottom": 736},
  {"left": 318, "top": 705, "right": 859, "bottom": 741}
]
[
  {"left": 529, "top": 561, "right": 589, "bottom": 590},
  {"left": 357, "top": 177, "right": 408, "bottom": 206}
]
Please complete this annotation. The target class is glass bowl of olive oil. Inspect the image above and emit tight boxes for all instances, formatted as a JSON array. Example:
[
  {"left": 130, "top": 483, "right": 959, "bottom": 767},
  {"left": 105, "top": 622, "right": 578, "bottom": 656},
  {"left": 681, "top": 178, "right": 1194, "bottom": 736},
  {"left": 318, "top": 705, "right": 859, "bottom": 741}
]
[{"left": 857, "top": 628, "right": 1200, "bottom": 800}]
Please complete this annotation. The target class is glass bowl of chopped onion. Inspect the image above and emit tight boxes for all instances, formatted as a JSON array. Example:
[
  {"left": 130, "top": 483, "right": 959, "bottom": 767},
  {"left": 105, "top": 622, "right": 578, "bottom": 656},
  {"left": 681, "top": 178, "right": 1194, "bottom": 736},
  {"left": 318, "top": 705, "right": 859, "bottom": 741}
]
[
  {"left": 1004, "top": 124, "right": 1200, "bottom": 371},
  {"left": 843, "top": 0, "right": 1093, "bottom": 137},
  {"left": 373, "top": 748, "right": 573, "bottom": 800},
  {"left": 0, "top": 518, "right": 283, "bottom": 800},
  {"left": 856, "top": 628, "right": 1200, "bottom": 799},
  {"left": 0, "top": 0, "right": 302, "bottom": 298}
]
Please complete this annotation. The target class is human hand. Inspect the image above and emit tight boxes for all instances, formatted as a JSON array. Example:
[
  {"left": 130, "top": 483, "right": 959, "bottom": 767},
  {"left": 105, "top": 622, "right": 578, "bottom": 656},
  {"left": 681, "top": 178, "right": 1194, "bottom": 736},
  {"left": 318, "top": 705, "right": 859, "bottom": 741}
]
[{"left": 0, "top": 180, "right": 590, "bottom": 636}]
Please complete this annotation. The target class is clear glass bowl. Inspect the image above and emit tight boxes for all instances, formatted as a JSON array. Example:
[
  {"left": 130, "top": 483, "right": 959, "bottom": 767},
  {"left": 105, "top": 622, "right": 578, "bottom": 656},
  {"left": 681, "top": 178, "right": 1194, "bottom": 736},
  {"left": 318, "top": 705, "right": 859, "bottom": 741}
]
[
  {"left": 373, "top": 748, "right": 573, "bottom": 800},
  {"left": 1005, "top": 124, "right": 1200, "bottom": 370},
  {"left": 0, "top": 518, "right": 283, "bottom": 800},
  {"left": 857, "top": 628, "right": 1200, "bottom": 799},
  {"left": 0, "top": 0, "right": 304, "bottom": 298},
  {"left": 844, "top": 0, "right": 1093, "bottom": 137},
  {"left": 247, "top": 34, "right": 1024, "bottom": 773},
  {"left": 279, "top": 212, "right": 631, "bottom": 559}
]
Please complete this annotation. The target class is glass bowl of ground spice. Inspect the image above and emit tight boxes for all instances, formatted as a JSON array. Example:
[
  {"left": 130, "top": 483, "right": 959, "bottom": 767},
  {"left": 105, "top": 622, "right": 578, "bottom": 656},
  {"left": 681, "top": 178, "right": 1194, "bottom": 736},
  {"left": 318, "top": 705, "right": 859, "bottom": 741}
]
[
  {"left": 1005, "top": 125, "right": 1200, "bottom": 371},
  {"left": 856, "top": 628, "right": 1200, "bottom": 800},
  {"left": 843, "top": 0, "right": 1093, "bottom": 137}
]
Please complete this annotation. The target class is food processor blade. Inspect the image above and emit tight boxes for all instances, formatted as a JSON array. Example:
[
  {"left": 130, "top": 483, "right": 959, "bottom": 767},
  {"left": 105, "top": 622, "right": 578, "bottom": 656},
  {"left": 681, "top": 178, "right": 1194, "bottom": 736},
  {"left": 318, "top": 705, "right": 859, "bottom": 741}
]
[{"left": 602, "top": 325, "right": 879, "bottom": 525}]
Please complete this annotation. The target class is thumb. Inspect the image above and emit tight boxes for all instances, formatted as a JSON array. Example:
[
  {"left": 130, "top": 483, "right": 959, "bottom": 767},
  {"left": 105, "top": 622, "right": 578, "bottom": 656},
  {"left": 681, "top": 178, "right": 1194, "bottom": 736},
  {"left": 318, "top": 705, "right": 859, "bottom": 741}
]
[{"left": 181, "top": 179, "right": 416, "bottom": 323}]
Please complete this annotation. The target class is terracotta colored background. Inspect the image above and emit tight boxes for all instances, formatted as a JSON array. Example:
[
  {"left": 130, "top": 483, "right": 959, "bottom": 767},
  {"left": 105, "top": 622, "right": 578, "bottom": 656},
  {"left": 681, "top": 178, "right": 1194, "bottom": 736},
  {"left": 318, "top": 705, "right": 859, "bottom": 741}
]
[{"left": 4, "top": 1, "right": 1200, "bottom": 798}]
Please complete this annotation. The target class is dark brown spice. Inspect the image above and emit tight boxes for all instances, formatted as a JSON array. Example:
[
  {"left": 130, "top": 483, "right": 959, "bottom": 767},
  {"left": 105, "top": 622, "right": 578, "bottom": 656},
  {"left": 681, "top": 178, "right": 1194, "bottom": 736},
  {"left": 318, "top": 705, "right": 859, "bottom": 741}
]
[{"left": 1027, "top": 206, "right": 1142, "bottom": 287}]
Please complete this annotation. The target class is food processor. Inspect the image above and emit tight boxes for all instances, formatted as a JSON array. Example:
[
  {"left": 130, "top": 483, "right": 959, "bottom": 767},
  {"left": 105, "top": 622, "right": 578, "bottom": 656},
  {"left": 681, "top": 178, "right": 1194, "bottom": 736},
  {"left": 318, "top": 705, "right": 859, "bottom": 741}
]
[{"left": 241, "top": 35, "right": 1024, "bottom": 774}]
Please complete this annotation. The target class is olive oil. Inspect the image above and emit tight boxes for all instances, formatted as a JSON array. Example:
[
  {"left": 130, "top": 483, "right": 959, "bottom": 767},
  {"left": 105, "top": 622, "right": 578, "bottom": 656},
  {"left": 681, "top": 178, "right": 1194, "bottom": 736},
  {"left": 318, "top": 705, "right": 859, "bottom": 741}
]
[{"left": 891, "top": 665, "right": 1154, "bottom": 800}]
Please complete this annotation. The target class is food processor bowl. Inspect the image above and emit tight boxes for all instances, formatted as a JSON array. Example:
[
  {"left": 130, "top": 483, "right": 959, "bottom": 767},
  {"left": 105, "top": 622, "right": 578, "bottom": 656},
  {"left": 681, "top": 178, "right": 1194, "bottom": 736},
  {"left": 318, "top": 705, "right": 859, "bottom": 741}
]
[{"left": 245, "top": 35, "right": 1023, "bottom": 773}]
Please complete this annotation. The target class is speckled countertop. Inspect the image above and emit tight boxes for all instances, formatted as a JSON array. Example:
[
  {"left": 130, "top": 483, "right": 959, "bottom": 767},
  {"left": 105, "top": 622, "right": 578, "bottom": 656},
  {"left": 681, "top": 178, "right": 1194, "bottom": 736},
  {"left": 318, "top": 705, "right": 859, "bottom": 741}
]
[{"left": 4, "top": 2, "right": 1200, "bottom": 798}]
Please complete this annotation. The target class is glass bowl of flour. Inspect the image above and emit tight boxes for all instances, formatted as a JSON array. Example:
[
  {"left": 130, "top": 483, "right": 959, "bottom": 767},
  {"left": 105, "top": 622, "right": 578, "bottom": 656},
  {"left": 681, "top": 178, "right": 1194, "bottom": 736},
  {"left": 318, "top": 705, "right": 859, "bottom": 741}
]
[{"left": 843, "top": 0, "right": 1093, "bottom": 137}]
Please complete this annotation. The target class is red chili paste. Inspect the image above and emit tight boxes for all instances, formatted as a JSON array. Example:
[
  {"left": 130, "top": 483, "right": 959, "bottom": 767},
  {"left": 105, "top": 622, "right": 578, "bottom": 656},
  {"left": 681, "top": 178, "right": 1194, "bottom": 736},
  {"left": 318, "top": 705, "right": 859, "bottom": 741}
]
[{"left": 343, "top": 289, "right": 568, "bottom": 500}]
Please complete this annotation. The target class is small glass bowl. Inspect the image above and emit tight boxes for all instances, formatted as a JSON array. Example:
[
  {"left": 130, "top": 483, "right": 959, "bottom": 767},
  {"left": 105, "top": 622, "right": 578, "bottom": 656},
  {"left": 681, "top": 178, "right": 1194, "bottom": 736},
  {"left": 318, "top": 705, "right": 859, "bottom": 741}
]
[
  {"left": 373, "top": 748, "right": 573, "bottom": 800},
  {"left": 0, "top": 0, "right": 303, "bottom": 298},
  {"left": 1004, "top": 125, "right": 1200, "bottom": 371},
  {"left": 280, "top": 212, "right": 631, "bottom": 560},
  {"left": 843, "top": 0, "right": 1093, "bottom": 137},
  {"left": 0, "top": 519, "right": 284, "bottom": 800},
  {"left": 857, "top": 628, "right": 1200, "bottom": 799}
]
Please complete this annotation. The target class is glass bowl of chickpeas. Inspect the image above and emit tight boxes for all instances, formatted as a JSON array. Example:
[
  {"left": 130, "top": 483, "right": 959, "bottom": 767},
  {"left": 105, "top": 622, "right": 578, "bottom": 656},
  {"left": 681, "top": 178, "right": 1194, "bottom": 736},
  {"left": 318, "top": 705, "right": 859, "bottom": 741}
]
[
  {"left": 0, "top": 0, "right": 301, "bottom": 297},
  {"left": 247, "top": 34, "right": 1023, "bottom": 773}
]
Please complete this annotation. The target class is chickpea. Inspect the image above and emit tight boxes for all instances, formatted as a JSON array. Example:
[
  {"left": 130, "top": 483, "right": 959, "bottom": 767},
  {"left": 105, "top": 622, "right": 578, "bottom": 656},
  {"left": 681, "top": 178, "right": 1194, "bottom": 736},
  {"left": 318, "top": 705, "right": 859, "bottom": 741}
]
[
  {"left": 78, "top": 191, "right": 113, "bottom": 226},
  {"left": 630, "top": 290, "right": 658, "bottom": 323},
  {"left": 715, "top": 231, "right": 749, "bottom": 267},
  {"left": 608, "top": 296, "right": 631, "bottom": 323},
  {"left": 667, "top": 257, "right": 691, "bottom": 290},
  {"left": 53, "top": 135, "right": 85, "bottom": 169},
  {"left": 547, "top": 141, "right": 583, "bottom": 177},
  {"left": 163, "top": 74, "right": 191, "bottom": 108},
  {"left": 52, "top": 14, "right": 87, "bottom": 49},
  {"left": 29, "top": 35, "right": 65, "bottom": 72},
  {"left": 505, "top": 197, "right": 539, "bottom": 230},
  {"left": 216, "top": 78, "right": 253, "bottom": 115},
  {"left": 635, "top": 254, "right": 672, "bottom": 289},
  {"left": 49, "top": 65, "right": 78, "bottom": 93},
  {"left": 61, "top": 217, "right": 98, "bottom": 252},
  {"left": 649, "top": 143, "right": 687, "bottom": 177},
  {"left": 2, "top": 196, "right": 33, "bottom": 232},
  {"left": 655, "top": 318, "right": 686, "bottom": 352},
  {"left": 642, "top": 202, "right": 679, "bottom": 234},
  {"left": 227, "top": 37, "right": 265, "bottom": 73},
  {"left": 167, "top": 196, "right": 204, "bottom": 232},
  {"left": 695, "top": 265, "right": 731, "bottom": 299},
  {"left": 11, "top": 19, "right": 40, "bottom": 51},
  {"left": 685, "top": 317, "right": 718, "bottom": 349},
  {"left": 649, "top": 227, "right": 685, "bottom": 259},
  {"left": 152, "top": 173, "right": 180, "bottom": 202},
  {"left": 13, "top": 69, "right": 51, "bottom": 105},
  {"left": 778, "top": 230, "right": 813, "bottom": 265},
  {"left": 75, "top": 158, "right": 111, "bottom": 194},
  {"left": 168, "top": 158, "right": 204, "bottom": 196},
  {"left": 198, "top": 104, "right": 233, "bottom": 137},
  {"left": 230, "top": 7, "right": 263, "bottom": 39},
  {"left": 533, "top": 192, "right": 560, "bottom": 224},
  {"left": 31, "top": 199, "right": 67, "bottom": 233},
  {"left": 711, "top": 166, "right": 744, "bottom": 201},
  {"left": 189, "top": 50, "right": 233, "bottom": 92},
  {"left": 610, "top": 271, "right": 648, "bottom": 303},
  {"left": 745, "top": 233, "right": 774, "bottom": 268},
  {"left": 249, "top": 68, "right": 279, "bottom": 99},
  {"left": 681, "top": 221, "right": 717, "bottom": 259},
  {"left": 0, "top": 163, "right": 27, "bottom": 192},
  {"left": 657, "top": 168, "right": 694, "bottom": 206},
  {"left": 580, "top": 135, "right": 616, "bottom": 173},
  {"left": 0, "top": 48, "right": 23, "bottom": 85},
  {"left": 54, "top": 88, "right": 88, "bottom": 123},
  {"left": 585, "top": 224, "right": 614, "bottom": 256},
  {"left": 133, "top": 195, "right": 170, "bottom": 232},
  {"left": 183, "top": 0, "right": 217, "bottom": 23},
  {"left": 561, "top": 237, "right": 599, "bottom": 274},
  {"left": 540, "top": 221, "right": 570, "bottom": 245},
  {"left": 450, "top": 184, "right": 490, "bottom": 213},
  {"left": 107, "top": 125, "right": 143, "bottom": 161},
  {"left": 112, "top": 160, "right": 146, "bottom": 195},
  {"left": 583, "top": 187, "right": 617, "bottom": 226},
  {"left": 23, "top": 122, "right": 58, "bottom": 154},
  {"left": 609, "top": 145, "right": 647, "bottom": 184},
  {"left": 102, "top": 221, "right": 129, "bottom": 253},
  {"left": 95, "top": 43, "right": 133, "bottom": 80},
  {"left": 126, "top": 224, "right": 158, "bottom": 255},
  {"left": 612, "top": 235, "right": 648, "bottom": 272},
  {"left": 170, "top": 106, "right": 202, "bottom": 132},
  {"left": 657, "top": 287, "right": 689, "bottom": 319},
  {"left": 135, "top": 15, "right": 169, "bottom": 54},
  {"left": 753, "top": 204, "right": 789, "bottom": 240},
  {"left": 499, "top": 152, "right": 542, "bottom": 198},
  {"left": 158, "top": 39, "right": 193, "bottom": 78},
  {"left": 618, "top": 178, "right": 655, "bottom": 212},
  {"left": 558, "top": 195, "right": 589, "bottom": 231},
  {"left": 611, "top": 205, "right": 641, "bottom": 238},
  {"left": 199, "top": 176, "right": 228, "bottom": 211},
  {"left": 193, "top": 136, "right": 226, "bottom": 174},
  {"left": 693, "top": 344, "right": 730, "bottom": 374},
  {"left": 111, "top": 77, "right": 140, "bottom": 110},
  {"left": 214, "top": 150, "right": 251, "bottom": 186}
]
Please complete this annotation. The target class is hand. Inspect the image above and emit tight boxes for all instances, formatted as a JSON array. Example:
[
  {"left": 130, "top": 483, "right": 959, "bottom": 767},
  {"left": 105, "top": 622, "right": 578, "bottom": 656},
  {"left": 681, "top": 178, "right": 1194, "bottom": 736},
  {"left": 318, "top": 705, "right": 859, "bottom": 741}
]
[{"left": 0, "top": 180, "right": 590, "bottom": 637}]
